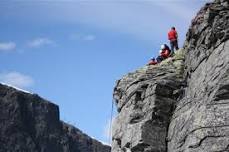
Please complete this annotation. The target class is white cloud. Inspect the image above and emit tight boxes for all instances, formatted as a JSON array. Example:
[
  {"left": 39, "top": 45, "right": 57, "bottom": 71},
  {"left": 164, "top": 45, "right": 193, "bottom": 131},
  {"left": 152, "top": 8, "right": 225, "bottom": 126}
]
[
  {"left": 0, "top": 0, "right": 212, "bottom": 43},
  {"left": 27, "top": 38, "right": 54, "bottom": 48},
  {"left": 54, "top": 0, "right": 209, "bottom": 42},
  {"left": 0, "top": 0, "right": 209, "bottom": 41},
  {"left": 0, "top": 42, "right": 16, "bottom": 52},
  {"left": 83, "top": 35, "right": 96, "bottom": 41},
  {"left": 70, "top": 33, "right": 96, "bottom": 41},
  {"left": 0, "top": 72, "right": 34, "bottom": 89}
]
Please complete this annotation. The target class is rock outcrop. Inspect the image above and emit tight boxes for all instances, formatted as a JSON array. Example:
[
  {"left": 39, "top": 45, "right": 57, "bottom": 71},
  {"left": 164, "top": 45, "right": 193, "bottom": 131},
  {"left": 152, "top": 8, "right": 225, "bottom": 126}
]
[
  {"left": 112, "top": 0, "right": 229, "bottom": 152},
  {"left": 112, "top": 48, "right": 185, "bottom": 152},
  {"left": 168, "top": 0, "right": 229, "bottom": 151},
  {"left": 0, "top": 84, "right": 111, "bottom": 152}
]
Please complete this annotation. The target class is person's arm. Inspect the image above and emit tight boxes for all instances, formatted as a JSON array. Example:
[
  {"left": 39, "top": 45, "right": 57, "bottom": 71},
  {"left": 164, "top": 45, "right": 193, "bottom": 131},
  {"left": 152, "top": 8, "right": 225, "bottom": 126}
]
[
  {"left": 165, "top": 50, "right": 170, "bottom": 57},
  {"left": 161, "top": 52, "right": 166, "bottom": 58},
  {"left": 175, "top": 31, "right": 178, "bottom": 39}
]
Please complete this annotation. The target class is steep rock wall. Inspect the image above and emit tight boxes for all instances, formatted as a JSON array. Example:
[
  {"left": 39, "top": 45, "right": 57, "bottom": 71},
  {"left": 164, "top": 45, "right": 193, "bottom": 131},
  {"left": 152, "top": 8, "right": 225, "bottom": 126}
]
[
  {"left": 0, "top": 84, "right": 111, "bottom": 152},
  {"left": 112, "top": 52, "right": 185, "bottom": 151},
  {"left": 168, "top": 0, "right": 229, "bottom": 151},
  {"left": 112, "top": 0, "right": 229, "bottom": 152}
]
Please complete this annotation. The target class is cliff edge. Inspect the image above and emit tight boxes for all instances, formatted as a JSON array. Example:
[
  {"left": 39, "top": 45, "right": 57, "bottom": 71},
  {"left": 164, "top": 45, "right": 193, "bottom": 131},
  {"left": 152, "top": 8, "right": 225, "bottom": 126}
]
[
  {"left": 112, "top": 0, "right": 229, "bottom": 151},
  {"left": 0, "top": 83, "right": 111, "bottom": 152}
]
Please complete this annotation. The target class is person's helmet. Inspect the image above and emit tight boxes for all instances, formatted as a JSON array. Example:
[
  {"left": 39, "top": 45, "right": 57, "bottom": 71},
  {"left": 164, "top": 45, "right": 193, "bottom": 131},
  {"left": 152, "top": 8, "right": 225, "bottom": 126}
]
[
  {"left": 152, "top": 58, "right": 155, "bottom": 60},
  {"left": 161, "top": 44, "right": 165, "bottom": 50}
]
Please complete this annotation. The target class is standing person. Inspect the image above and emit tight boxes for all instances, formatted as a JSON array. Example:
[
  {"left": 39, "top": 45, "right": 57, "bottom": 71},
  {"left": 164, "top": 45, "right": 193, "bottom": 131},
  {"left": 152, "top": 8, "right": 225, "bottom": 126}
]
[{"left": 168, "top": 27, "right": 179, "bottom": 53}]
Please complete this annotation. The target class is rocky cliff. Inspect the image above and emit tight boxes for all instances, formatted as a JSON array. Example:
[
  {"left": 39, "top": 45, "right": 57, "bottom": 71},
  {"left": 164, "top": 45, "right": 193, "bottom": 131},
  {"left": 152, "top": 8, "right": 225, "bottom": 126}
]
[
  {"left": 0, "top": 83, "right": 111, "bottom": 152},
  {"left": 112, "top": 0, "right": 229, "bottom": 151}
]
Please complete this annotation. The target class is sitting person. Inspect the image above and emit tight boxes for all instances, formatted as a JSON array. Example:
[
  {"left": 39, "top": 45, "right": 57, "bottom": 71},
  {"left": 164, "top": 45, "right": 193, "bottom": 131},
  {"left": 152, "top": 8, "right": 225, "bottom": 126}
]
[
  {"left": 161, "top": 44, "right": 170, "bottom": 52},
  {"left": 160, "top": 49, "right": 170, "bottom": 59},
  {"left": 160, "top": 45, "right": 170, "bottom": 59},
  {"left": 148, "top": 58, "right": 157, "bottom": 65},
  {"left": 156, "top": 54, "right": 164, "bottom": 63},
  {"left": 161, "top": 44, "right": 173, "bottom": 56}
]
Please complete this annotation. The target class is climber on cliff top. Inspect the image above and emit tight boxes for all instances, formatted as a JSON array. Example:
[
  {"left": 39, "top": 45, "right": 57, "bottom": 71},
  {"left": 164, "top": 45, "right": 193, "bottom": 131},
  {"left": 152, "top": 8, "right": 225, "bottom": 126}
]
[
  {"left": 147, "top": 43, "right": 172, "bottom": 66},
  {"left": 160, "top": 46, "right": 170, "bottom": 59},
  {"left": 161, "top": 44, "right": 172, "bottom": 57},
  {"left": 168, "top": 27, "right": 179, "bottom": 53}
]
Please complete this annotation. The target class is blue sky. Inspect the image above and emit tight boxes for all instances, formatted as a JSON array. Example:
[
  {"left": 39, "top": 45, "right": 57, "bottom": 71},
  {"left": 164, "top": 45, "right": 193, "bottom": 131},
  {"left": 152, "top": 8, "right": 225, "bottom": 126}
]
[{"left": 0, "top": 0, "right": 211, "bottom": 144}]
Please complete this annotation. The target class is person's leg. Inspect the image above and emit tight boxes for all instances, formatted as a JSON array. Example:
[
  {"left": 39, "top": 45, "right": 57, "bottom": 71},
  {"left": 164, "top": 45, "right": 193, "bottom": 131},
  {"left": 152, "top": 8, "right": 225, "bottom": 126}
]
[
  {"left": 170, "top": 41, "right": 175, "bottom": 54},
  {"left": 156, "top": 56, "right": 160, "bottom": 63},
  {"left": 175, "top": 40, "right": 179, "bottom": 50},
  {"left": 165, "top": 50, "right": 170, "bottom": 58},
  {"left": 156, "top": 56, "right": 163, "bottom": 63}
]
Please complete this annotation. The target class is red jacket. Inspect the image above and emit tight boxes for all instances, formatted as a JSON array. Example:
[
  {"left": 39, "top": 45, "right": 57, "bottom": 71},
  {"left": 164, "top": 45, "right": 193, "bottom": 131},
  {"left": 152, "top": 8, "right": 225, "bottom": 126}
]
[
  {"left": 168, "top": 29, "right": 178, "bottom": 41},
  {"left": 148, "top": 60, "right": 157, "bottom": 65},
  {"left": 160, "top": 49, "right": 170, "bottom": 59}
]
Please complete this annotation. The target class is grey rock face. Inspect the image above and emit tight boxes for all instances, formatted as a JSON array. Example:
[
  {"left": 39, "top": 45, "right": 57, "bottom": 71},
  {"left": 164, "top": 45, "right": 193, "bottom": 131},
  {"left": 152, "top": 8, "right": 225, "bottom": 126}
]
[
  {"left": 112, "top": 0, "right": 229, "bottom": 152},
  {"left": 0, "top": 84, "right": 111, "bottom": 152},
  {"left": 112, "top": 53, "right": 185, "bottom": 152},
  {"left": 168, "top": 0, "right": 229, "bottom": 151},
  {"left": 62, "top": 122, "right": 111, "bottom": 152}
]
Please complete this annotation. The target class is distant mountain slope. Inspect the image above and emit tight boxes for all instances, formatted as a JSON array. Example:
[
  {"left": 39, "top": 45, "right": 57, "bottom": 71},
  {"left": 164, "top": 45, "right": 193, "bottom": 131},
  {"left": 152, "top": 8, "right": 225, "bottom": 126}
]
[{"left": 0, "top": 83, "right": 111, "bottom": 152}]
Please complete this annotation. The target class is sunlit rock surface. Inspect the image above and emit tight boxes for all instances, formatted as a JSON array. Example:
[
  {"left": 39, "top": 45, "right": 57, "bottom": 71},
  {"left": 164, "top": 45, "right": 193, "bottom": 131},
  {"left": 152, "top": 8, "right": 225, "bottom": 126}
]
[{"left": 112, "top": 0, "right": 229, "bottom": 151}]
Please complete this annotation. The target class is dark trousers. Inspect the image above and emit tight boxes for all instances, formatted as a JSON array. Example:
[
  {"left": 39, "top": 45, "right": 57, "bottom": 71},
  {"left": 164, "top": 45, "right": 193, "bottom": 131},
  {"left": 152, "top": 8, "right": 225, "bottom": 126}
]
[
  {"left": 156, "top": 56, "right": 163, "bottom": 63},
  {"left": 170, "top": 39, "right": 179, "bottom": 52}
]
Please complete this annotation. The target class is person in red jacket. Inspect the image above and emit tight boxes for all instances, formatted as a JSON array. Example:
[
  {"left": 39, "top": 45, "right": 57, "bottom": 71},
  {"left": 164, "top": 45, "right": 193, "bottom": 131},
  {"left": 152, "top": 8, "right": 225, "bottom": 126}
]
[
  {"left": 148, "top": 58, "right": 157, "bottom": 65},
  {"left": 161, "top": 44, "right": 172, "bottom": 56},
  {"left": 160, "top": 49, "right": 170, "bottom": 59},
  {"left": 168, "top": 27, "right": 179, "bottom": 53}
]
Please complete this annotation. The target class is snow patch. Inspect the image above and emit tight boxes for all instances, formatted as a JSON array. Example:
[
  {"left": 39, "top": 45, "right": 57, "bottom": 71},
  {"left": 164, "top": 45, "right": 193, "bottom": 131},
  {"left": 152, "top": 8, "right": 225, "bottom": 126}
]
[
  {"left": 0, "top": 82, "right": 33, "bottom": 94},
  {"left": 101, "top": 141, "right": 111, "bottom": 146}
]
